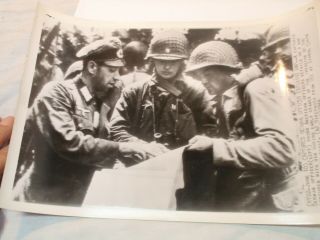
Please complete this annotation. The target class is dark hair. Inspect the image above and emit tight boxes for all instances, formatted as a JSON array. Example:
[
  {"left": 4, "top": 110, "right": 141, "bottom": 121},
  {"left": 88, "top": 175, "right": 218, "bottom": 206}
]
[{"left": 123, "top": 41, "right": 148, "bottom": 69}]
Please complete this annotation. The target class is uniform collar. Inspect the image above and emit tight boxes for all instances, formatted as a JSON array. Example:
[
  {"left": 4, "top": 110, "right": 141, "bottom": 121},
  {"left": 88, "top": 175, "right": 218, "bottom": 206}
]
[
  {"left": 80, "top": 86, "right": 93, "bottom": 103},
  {"left": 221, "top": 82, "right": 242, "bottom": 113},
  {"left": 75, "top": 77, "right": 94, "bottom": 103},
  {"left": 222, "top": 83, "right": 239, "bottom": 99}
]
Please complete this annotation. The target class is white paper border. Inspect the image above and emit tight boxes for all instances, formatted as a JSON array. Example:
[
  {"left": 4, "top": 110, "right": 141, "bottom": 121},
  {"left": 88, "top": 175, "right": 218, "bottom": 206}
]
[{"left": 1, "top": 3, "right": 320, "bottom": 225}]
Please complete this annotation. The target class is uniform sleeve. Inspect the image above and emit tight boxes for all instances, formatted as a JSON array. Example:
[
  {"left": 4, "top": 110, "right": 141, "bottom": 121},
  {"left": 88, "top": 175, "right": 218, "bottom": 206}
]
[
  {"left": 234, "top": 62, "right": 263, "bottom": 86},
  {"left": 32, "top": 82, "right": 119, "bottom": 168},
  {"left": 212, "top": 80, "right": 296, "bottom": 169},
  {"left": 109, "top": 87, "right": 143, "bottom": 142}
]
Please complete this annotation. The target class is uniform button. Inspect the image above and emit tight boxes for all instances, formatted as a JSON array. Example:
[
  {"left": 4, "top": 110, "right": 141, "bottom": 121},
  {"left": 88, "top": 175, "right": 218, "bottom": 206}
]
[{"left": 78, "top": 123, "right": 83, "bottom": 128}]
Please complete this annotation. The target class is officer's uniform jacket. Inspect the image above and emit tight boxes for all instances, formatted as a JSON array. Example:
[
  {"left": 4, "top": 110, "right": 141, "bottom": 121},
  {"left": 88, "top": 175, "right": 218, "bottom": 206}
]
[
  {"left": 211, "top": 76, "right": 297, "bottom": 211},
  {"left": 14, "top": 77, "right": 120, "bottom": 205},
  {"left": 110, "top": 74, "right": 216, "bottom": 149}
]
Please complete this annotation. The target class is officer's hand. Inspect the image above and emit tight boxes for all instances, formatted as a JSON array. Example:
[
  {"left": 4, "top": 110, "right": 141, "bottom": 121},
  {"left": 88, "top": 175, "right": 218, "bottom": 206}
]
[
  {"left": 145, "top": 142, "right": 169, "bottom": 158},
  {"left": 188, "top": 135, "right": 213, "bottom": 152},
  {"left": 0, "top": 116, "right": 14, "bottom": 174},
  {"left": 119, "top": 142, "right": 150, "bottom": 162}
]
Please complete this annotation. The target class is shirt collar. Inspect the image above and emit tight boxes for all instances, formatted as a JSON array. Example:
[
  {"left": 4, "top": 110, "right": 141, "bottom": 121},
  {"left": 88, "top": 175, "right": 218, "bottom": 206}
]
[
  {"left": 221, "top": 82, "right": 242, "bottom": 113},
  {"left": 222, "top": 81, "right": 239, "bottom": 99}
]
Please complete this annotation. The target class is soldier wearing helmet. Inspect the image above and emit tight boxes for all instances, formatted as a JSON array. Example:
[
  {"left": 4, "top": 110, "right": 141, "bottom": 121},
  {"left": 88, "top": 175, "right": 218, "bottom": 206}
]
[
  {"left": 13, "top": 38, "right": 152, "bottom": 205},
  {"left": 234, "top": 25, "right": 292, "bottom": 87},
  {"left": 261, "top": 25, "right": 291, "bottom": 71},
  {"left": 183, "top": 40, "right": 297, "bottom": 211},
  {"left": 119, "top": 41, "right": 151, "bottom": 86},
  {"left": 110, "top": 31, "right": 216, "bottom": 162},
  {"left": 261, "top": 24, "right": 296, "bottom": 117},
  {"left": 262, "top": 24, "right": 299, "bottom": 211}
]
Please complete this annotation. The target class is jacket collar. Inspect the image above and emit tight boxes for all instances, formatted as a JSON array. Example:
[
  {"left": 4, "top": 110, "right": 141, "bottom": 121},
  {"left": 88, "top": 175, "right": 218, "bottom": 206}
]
[
  {"left": 75, "top": 77, "right": 94, "bottom": 103},
  {"left": 221, "top": 82, "right": 242, "bottom": 114}
]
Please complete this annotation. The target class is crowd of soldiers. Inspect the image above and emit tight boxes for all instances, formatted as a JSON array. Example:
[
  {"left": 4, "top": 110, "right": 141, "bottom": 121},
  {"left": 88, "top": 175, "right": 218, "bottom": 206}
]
[{"left": 13, "top": 25, "right": 299, "bottom": 212}]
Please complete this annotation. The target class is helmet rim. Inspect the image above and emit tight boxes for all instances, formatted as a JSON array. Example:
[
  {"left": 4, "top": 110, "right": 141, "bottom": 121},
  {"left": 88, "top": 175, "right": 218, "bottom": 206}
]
[
  {"left": 185, "top": 62, "right": 242, "bottom": 73},
  {"left": 262, "top": 36, "right": 290, "bottom": 51}
]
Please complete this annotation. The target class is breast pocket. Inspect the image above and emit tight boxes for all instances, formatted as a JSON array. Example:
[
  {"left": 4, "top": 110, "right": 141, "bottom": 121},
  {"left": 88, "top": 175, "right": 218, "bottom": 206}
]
[
  {"left": 174, "top": 102, "right": 197, "bottom": 141},
  {"left": 73, "top": 108, "right": 94, "bottom": 135}
]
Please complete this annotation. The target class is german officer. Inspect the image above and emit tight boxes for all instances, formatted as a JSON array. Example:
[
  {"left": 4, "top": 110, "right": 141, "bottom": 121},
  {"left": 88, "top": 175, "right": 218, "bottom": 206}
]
[{"left": 14, "top": 38, "right": 150, "bottom": 205}]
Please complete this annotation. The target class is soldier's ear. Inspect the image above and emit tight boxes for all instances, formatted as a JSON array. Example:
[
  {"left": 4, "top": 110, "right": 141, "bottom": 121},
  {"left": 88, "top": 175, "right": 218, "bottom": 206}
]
[{"left": 87, "top": 60, "right": 98, "bottom": 75}]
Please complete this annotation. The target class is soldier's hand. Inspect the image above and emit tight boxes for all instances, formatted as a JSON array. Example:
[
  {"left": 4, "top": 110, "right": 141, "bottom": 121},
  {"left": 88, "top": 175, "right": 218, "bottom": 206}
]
[
  {"left": 0, "top": 116, "right": 14, "bottom": 174},
  {"left": 188, "top": 135, "right": 213, "bottom": 152},
  {"left": 119, "top": 142, "right": 149, "bottom": 162}
]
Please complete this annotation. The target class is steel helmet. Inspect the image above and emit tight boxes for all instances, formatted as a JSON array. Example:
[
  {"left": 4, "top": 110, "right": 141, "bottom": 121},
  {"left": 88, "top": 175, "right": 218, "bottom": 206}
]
[
  {"left": 146, "top": 30, "right": 189, "bottom": 60},
  {"left": 263, "top": 25, "right": 290, "bottom": 50},
  {"left": 185, "top": 41, "right": 242, "bottom": 73}
]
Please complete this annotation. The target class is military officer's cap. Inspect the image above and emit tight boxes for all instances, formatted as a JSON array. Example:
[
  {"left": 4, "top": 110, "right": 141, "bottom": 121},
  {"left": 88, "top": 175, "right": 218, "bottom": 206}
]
[{"left": 76, "top": 37, "right": 124, "bottom": 67}]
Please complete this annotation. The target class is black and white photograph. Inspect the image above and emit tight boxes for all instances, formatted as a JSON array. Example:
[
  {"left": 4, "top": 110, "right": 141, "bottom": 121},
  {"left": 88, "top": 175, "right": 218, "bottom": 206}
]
[{"left": 1, "top": 4, "right": 320, "bottom": 225}]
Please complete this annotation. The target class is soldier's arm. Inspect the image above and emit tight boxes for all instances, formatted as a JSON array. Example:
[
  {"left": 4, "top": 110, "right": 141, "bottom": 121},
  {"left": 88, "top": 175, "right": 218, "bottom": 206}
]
[
  {"left": 110, "top": 88, "right": 143, "bottom": 142},
  {"left": 234, "top": 61, "right": 263, "bottom": 86},
  {"left": 211, "top": 79, "right": 296, "bottom": 169},
  {"left": 32, "top": 82, "right": 119, "bottom": 168}
]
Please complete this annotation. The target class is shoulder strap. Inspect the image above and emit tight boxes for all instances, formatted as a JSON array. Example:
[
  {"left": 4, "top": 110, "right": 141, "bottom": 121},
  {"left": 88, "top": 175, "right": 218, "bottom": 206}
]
[{"left": 155, "top": 79, "right": 182, "bottom": 97}]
